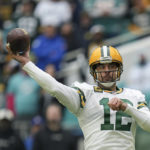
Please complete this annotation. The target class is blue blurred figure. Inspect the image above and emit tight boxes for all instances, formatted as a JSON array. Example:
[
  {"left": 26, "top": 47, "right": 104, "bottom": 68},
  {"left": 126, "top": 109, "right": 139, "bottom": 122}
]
[
  {"left": 31, "top": 18, "right": 66, "bottom": 71},
  {"left": 24, "top": 115, "right": 44, "bottom": 150}
]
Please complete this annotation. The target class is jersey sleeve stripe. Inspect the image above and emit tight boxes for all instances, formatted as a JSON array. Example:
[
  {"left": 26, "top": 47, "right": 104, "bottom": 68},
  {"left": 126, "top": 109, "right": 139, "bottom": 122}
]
[{"left": 72, "top": 87, "right": 86, "bottom": 108}]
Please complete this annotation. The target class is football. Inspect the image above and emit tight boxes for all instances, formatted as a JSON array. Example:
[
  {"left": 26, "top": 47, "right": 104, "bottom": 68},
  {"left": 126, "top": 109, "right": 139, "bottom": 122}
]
[{"left": 7, "top": 28, "right": 30, "bottom": 55}]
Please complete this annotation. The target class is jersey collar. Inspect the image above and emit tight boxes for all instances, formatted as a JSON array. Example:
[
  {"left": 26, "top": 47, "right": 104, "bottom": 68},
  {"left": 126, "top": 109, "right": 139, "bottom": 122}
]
[{"left": 94, "top": 86, "right": 123, "bottom": 94}]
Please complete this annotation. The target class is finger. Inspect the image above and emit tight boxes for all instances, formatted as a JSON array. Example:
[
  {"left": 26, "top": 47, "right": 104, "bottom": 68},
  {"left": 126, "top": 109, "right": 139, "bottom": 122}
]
[
  {"left": 9, "top": 52, "right": 22, "bottom": 61},
  {"left": 108, "top": 98, "right": 115, "bottom": 105},
  {"left": 109, "top": 98, "right": 120, "bottom": 110},
  {"left": 6, "top": 44, "right": 19, "bottom": 60},
  {"left": 25, "top": 51, "right": 30, "bottom": 58},
  {"left": 110, "top": 105, "right": 117, "bottom": 111},
  {"left": 109, "top": 98, "right": 117, "bottom": 106},
  {"left": 6, "top": 43, "right": 10, "bottom": 49},
  {"left": 112, "top": 98, "right": 118, "bottom": 105},
  {"left": 108, "top": 102, "right": 117, "bottom": 110},
  {"left": 115, "top": 100, "right": 122, "bottom": 110},
  {"left": 114, "top": 99, "right": 123, "bottom": 110},
  {"left": 27, "top": 45, "right": 30, "bottom": 52},
  {"left": 6, "top": 43, "right": 13, "bottom": 55}
]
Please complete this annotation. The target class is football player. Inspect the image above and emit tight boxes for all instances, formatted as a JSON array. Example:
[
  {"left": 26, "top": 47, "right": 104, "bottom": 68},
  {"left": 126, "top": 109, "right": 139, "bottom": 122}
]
[{"left": 7, "top": 45, "right": 150, "bottom": 150}]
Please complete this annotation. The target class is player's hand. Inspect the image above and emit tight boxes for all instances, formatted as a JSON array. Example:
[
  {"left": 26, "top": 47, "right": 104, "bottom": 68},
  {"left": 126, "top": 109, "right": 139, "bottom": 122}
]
[
  {"left": 108, "top": 97, "right": 127, "bottom": 111},
  {"left": 6, "top": 44, "right": 30, "bottom": 66}
]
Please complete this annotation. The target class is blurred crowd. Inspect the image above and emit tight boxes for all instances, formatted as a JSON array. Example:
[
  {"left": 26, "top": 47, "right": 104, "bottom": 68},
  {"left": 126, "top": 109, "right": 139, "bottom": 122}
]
[{"left": 0, "top": 0, "right": 150, "bottom": 150}]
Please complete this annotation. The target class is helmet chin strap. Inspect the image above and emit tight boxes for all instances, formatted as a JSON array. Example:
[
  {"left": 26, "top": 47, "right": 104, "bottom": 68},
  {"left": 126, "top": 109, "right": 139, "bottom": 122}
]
[
  {"left": 95, "top": 79, "right": 116, "bottom": 88},
  {"left": 100, "top": 82, "right": 116, "bottom": 88}
]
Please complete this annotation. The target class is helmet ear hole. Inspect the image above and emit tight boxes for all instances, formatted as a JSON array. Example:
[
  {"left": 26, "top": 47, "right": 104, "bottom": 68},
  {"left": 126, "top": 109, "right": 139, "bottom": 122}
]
[
  {"left": 93, "top": 72, "right": 97, "bottom": 80},
  {"left": 90, "top": 66, "right": 97, "bottom": 81},
  {"left": 116, "top": 64, "right": 123, "bottom": 81}
]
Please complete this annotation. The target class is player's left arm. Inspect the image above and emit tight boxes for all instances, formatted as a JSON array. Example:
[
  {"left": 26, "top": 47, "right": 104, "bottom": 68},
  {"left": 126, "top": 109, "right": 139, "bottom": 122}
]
[
  {"left": 124, "top": 100, "right": 150, "bottom": 132},
  {"left": 108, "top": 96, "right": 150, "bottom": 132}
]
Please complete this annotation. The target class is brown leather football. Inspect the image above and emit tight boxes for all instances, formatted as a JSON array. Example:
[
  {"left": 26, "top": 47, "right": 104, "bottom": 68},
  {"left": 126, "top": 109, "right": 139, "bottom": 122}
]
[{"left": 7, "top": 28, "right": 30, "bottom": 55}]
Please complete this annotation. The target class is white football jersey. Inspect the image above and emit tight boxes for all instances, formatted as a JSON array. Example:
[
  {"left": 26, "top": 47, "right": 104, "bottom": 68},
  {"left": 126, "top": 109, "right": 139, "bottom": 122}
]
[
  {"left": 71, "top": 82, "right": 148, "bottom": 150},
  {"left": 23, "top": 62, "right": 150, "bottom": 150}
]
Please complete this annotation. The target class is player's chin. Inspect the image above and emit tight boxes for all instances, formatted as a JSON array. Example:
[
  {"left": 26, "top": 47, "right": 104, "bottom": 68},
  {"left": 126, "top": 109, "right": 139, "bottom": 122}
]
[{"left": 101, "top": 82, "right": 116, "bottom": 88}]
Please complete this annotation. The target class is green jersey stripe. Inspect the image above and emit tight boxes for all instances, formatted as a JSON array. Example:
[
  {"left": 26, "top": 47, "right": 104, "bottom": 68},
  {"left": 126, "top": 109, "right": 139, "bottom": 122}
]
[{"left": 72, "top": 87, "right": 86, "bottom": 108}]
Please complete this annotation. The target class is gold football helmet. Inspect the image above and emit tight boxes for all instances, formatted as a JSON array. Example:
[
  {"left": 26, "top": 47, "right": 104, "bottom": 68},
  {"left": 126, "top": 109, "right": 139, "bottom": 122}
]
[{"left": 89, "top": 46, "right": 123, "bottom": 83}]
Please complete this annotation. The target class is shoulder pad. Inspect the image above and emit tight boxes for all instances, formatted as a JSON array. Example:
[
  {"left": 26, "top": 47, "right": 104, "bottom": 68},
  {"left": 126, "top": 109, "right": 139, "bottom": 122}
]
[
  {"left": 71, "top": 82, "right": 92, "bottom": 108},
  {"left": 124, "top": 88, "right": 144, "bottom": 97},
  {"left": 72, "top": 81, "right": 93, "bottom": 90}
]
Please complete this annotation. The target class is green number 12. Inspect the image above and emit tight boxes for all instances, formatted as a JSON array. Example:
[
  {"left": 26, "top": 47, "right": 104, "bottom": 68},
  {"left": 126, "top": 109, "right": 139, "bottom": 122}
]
[{"left": 100, "top": 98, "right": 133, "bottom": 131}]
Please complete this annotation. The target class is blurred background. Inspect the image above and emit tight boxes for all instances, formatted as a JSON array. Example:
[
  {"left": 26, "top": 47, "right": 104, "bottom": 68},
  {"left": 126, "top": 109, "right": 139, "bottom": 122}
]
[{"left": 0, "top": 0, "right": 150, "bottom": 150}]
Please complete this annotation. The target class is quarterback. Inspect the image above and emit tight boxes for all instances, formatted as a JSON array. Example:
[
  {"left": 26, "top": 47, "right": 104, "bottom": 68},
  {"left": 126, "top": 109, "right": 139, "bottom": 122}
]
[{"left": 7, "top": 45, "right": 150, "bottom": 150}]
